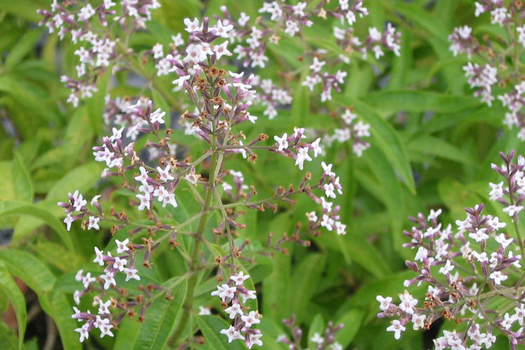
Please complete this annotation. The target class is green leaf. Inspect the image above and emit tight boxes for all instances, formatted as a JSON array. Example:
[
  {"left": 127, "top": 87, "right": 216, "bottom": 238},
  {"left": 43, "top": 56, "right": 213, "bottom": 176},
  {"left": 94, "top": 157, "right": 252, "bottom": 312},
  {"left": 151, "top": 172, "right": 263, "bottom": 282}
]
[
  {"left": 262, "top": 215, "right": 292, "bottom": 321},
  {"left": 32, "top": 241, "right": 83, "bottom": 272},
  {"left": 0, "top": 203, "right": 74, "bottom": 251},
  {"left": 0, "top": 162, "right": 15, "bottom": 201},
  {"left": 334, "top": 309, "right": 365, "bottom": 348},
  {"left": 62, "top": 107, "right": 93, "bottom": 169},
  {"left": 11, "top": 152, "right": 34, "bottom": 202},
  {"left": 0, "top": 76, "right": 59, "bottom": 124},
  {"left": 291, "top": 70, "right": 310, "bottom": 126},
  {"left": 361, "top": 91, "right": 480, "bottom": 114},
  {"left": 0, "top": 250, "right": 81, "bottom": 350},
  {"left": 290, "top": 254, "right": 326, "bottom": 322},
  {"left": 5, "top": 30, "right": 43, "bottom": 69},
  {"left": 0, "top": 0, "right": 41, "bottom": 22},
  {"left": 0, "top": 250, "right": 55, "bottom": 293},
  {"left": 46, "top": 162, "right": 104, "bottom": 202},
  {"left": 333, "top": 95, "right": 415, "bottom": 194},
  {"left": 406, "top": 136, "right": 474, "bottom": 165},
  {"left": 364, "top": 144, "right": 405, "bottom": 252},
  {"left": 47, "top": 291, "right": 83, "bottom": 350},
  {"left": 132, "top": 279, "right": 186, "bottom": 350},
  {"left": 343, "top": 235, "right": 390, "bottom": 279},
  {"left": 0, "top": 263, "right": 27, "bottom": 349},
  {"left": 0, "top": 322, "right": 18, "bottom": 350},
  {"left": 197, "top": 315, "right": 247, "bottom": 350}
]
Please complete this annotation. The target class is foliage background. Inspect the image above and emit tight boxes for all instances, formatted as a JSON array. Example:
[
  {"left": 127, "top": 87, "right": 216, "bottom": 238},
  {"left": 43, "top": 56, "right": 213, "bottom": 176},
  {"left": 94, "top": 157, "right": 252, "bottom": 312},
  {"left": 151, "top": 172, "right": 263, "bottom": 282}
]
[{"left": 0, "top": 0, "right": 523, "bottom": 349}]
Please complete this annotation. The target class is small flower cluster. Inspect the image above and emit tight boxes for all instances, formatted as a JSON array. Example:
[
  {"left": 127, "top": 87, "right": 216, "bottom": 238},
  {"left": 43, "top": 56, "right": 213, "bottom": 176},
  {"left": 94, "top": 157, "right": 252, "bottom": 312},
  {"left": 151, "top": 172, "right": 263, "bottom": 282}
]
[
  {"left": 250, "top": 77, "right": 292, "bottom": 120},
  {"left": 70, "top": 236, "right": 162, "bottom": 343},
  {"left": 216, "top": 1, "right": 400, "bottom": 104},
  {"left": 272, "top": 128, "right": 346, "bottom": 235},
  {"left": 322, "top": 108, "right": 371, "bottom": 157},
  {"left": 211, "top": 272, "right": 262, "bottom": 348},
  {"left": 378, "top": 151, "right": 525, "bottom": 349},
  {"left": 277, "top": 315, "right": 344, "bottom": 350},
  {"left": 38, "top": 0, "right": 161, "bottom": 106},
  {"left": 448, "top": 2, "right": 525, "bottom": 139}
]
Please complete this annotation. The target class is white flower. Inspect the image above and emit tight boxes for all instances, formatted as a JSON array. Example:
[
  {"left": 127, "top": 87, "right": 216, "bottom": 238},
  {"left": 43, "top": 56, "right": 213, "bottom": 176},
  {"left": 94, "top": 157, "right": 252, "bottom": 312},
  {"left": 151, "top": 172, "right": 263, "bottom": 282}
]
[
  {"left": 98, "top": 299, "right": 111, "bottom": 314},
  {"left": 214, "top": 41, "right": 232, "bottom": 60},
  {"left": 295, "top": 147, "right": 312, "bottom": 170},
  {"left": 274, "top": 133, "right": 289, "bottom": 151},
  {"left": 414, "top": 247, "right": 428, "bottom": 262},
  {"left": 152, "top": 43, "right": 164, "bottom": 59},
  {"left": 428, "top": 209, "right": 442, "bottom": 221},
  {"left": 306, "top": 211, "right": 318, "bottom": 222},
  {"left": 75, "top": 324, "right": 90, "bottom": 342},
  {"left": 150, "top": 108, "right": 166, "bottom": 124},
  {"left": 173, "top": 74, "right": 190, "bottom": 87},
  {"left": 247, "top": 333, "right": 263, "bottom": 349},
  {"left": 211, "top": 284, "right": 236, "bottom": 302},
  {"left": 412, "top": 314, "right": 426, "bottom": 330},
  {"left": 439, "top": 260, "right": 454, "bottom": 275},
  {"left": 285, "top": 20, "right": 299, "bottom": 36},
  {"left": 503, "top": 205, "right": 524, "bottom": 217},
  {"left": 324, "top": 183, "right": 337, "bottom": 198},
  {"left": 489, "top": 271, "right": 508, "bottom": 285},
  {"left": 115, "top": 238, "right": 130, "bottom": 254},
  {"left": 311, "top": 333, "right": 324, "bottom": 345},
  {"left": 310, "top": 57, "right": 326, "bottom": 73},
  {"left": 322, "top": 162, "right": 336, "bottom": 177},
  {"left": 82, "top": 273, "right": 95, "bottom": 289},
  {"left": 198, "top": 306, "right": 211, "bottom": 315},
  {"left": 220, "top": 325, "right": 245, "bottom": 343},
  {"left": 490, "top": 7, "right": 509, "bottom": 26},
  {"left": 123, "top": 268, "right": 140, "bottom": 282},
  {"left": 225, "top": 303, "right": 243, "bottom": 319},
  {"left": 184, "top": 17, "right": 201, "bottom": 32},
  {"left": 495, "top": 234, "right": 513, "bottom": 249},
  {"left": 321, "top": 215, "right": 334, "bottom": 231},
  {"left": 172, "top": 33, "right": 184, "bottom": 46},
  {"left": 137, "top": 193, "right": 151, "bottom": 211},
  {"left": 157, "top": 165, "right": 175, "bottom": 182},
  {"left": 135, "top": 166, "right": 149, "bottom": 184},
  {"left": 386, "top": 320, "right": 405, "bottom": 340},
  {"left": 469, "top": 228, "right": 489, "bottom": 242},
  {"left": 398, "top": 290, "right": 417, "bottom": 314},
  {"left": 184, "top": 44, "right": 206, "bottom": 64},
  {"left": 376, "top": 295, "right": 392, "bottom": 311},
  {"left": 335, "top": 221, "right": 346, "bottom": 235},
  {"left": 489, "top": 182, "right": 504, "bottom": 201},
  {"left": 214, "top": 20, "right": 233, "bottom": 38},
  {"left": 78, "top": 4, "right": 95, "bottom": 21},
  {"left": 311, "top": 138, "right": 322, "bottom": 157},
  {"left": 113, "top": 257, "right": 127, "bottom": 272},
  {"left": 500, "top": 313, "right": 516, "bottom": 330},
  {"left": 101, "top": 274, "right": 116, "bottom": 290},
  {"left": 88, "top": 216, "right": 100, "bottom": 230},
  {"left": 93, "top": 247, "right": 105, "bottom": 266},
  {"left": 64, "top": 214, "right": 74, "bottom": 231},
  {"left": 231, "top": 271, "right": 250, "bottom": 286},
  {"left": 100, "top": 323, "right": 114, "bottom": 338}
]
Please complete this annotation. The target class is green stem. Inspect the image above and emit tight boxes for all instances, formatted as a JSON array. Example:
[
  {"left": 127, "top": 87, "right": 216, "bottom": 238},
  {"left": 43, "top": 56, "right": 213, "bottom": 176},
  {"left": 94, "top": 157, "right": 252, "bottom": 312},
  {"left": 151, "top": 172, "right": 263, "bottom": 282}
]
[{"left": 168, "top": 109, "right": 219, "bottom": 347}]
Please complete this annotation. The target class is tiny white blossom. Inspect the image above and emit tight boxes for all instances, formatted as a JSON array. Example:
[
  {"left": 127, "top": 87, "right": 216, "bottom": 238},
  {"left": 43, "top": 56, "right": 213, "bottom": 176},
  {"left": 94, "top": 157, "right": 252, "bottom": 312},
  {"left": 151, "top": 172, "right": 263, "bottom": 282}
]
[{"left": 386, "top": 320, "right": 405, "bottom": 340}]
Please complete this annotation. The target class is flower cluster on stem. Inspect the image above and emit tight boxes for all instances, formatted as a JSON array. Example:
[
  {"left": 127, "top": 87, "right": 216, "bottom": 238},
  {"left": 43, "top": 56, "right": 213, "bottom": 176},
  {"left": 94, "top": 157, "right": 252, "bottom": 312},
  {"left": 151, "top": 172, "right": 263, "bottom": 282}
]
[{"left": 378, "top": 151, "right": 525, "bottom": 349}]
